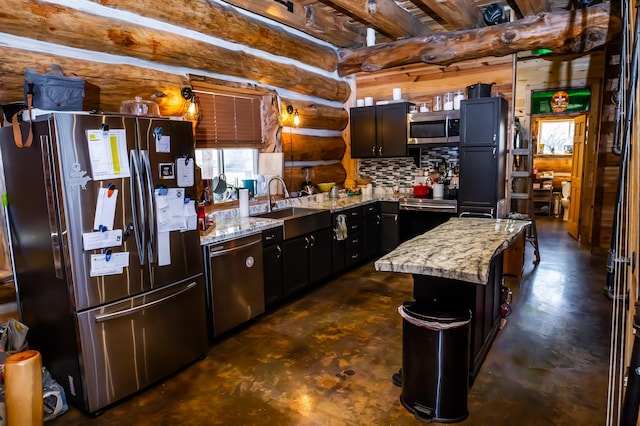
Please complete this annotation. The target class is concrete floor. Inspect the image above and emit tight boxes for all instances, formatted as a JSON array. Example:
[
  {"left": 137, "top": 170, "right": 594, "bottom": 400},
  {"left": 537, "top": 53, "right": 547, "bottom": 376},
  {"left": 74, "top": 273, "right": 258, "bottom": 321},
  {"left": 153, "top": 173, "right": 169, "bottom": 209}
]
[{"left": 47, "top": 217, "right": 611, "bottom": 425}]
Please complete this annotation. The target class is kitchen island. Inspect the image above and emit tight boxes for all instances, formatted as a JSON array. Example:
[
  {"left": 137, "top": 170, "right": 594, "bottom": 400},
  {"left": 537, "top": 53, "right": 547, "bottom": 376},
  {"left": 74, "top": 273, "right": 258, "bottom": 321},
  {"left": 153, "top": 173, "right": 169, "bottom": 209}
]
[{"left": 374, "top": 217, "right": 530, "bottom": 381}]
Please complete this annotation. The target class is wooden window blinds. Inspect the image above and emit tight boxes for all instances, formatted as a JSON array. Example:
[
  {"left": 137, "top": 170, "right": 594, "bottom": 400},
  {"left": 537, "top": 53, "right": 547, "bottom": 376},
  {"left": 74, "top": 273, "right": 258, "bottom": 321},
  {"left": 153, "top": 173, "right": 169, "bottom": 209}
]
[{"left": 195, "top": 91, "right": 263, "bottom": 148}]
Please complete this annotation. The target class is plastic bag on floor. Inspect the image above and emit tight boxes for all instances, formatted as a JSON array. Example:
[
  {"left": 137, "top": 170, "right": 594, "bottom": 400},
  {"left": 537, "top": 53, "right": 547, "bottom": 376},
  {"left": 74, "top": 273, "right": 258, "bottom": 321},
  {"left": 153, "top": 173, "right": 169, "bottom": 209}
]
[{"left": 42, "top": 367, "right": 67, "bottom": 422}]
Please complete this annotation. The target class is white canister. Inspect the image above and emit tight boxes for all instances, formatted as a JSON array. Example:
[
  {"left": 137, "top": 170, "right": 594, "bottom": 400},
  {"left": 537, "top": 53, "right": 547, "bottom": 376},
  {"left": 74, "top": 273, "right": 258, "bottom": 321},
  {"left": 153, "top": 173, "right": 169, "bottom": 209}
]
[
  {"left": 419, "top": 102, "right": 430, "bottom": 112},
  {"left": 364, "top": 97, "right": 374, "bottom": 106},
  {"left": 392, "top": 88, "right": 402, "bottom": 101},
  {"left": 356, "top": 98, "right": 365, "bottom": 107},
  {"left": 454, "top": 90, "right": 465, "bottom": 110},
  {"left": 432, "top": 183, "right": 444, "bottom": 199}
]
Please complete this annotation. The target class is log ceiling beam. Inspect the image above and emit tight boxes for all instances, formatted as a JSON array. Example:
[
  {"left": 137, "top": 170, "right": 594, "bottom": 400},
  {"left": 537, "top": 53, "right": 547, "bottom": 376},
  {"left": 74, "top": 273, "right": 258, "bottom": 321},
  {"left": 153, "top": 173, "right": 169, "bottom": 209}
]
[
  {"left": 337, "top": 3, "right": 621, "bottom": 76},
  {"left": 0, "top": 0, "right": 350, "bottom": 103},
  {"left": 410, "top": 0, "right": 484, "bottom": 30},
  {"left": 512, "top": 0, "right": 551, "bottom": 17},
  {"left": 221, "top": 0, "right": 363, "bottom": 48},
  {"left": 88, "top": 0, "right": 339, "bottom": 72},
  {"left": 323, "top": 0, "right": 429, "bottom": 39}
]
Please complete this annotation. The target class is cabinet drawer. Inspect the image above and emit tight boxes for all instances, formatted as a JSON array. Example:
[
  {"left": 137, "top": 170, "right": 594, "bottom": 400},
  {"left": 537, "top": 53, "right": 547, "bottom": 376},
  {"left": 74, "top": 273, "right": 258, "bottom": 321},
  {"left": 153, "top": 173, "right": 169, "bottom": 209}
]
[
  {"left": 345, "top": 206, "right": 364, "bottom": 221},
  {"left": 346, "top": 233, "right": 362, "bottom": 251},
  {"left": 346, "top": 249, "right": 362, "bottom": 266},
  {"left": 347, "top": 220, "right": 362, "bottom": 234},
  {"left": 262, "top": 227, "right": 283, "bottom": 246},
  {"left": 363, "top": 203, "right": 379, "bottom": 216}
]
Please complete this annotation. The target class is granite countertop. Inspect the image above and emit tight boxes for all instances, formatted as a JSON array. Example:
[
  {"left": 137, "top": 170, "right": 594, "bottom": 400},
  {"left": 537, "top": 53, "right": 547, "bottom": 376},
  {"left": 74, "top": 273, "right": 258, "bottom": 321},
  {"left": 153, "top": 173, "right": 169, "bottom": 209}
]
[
  {"left": 374, "top": 217, "right": 530, "bottom": 285},
  {"left": 200, "top": 191, "right": 404, "bottom": 245}
]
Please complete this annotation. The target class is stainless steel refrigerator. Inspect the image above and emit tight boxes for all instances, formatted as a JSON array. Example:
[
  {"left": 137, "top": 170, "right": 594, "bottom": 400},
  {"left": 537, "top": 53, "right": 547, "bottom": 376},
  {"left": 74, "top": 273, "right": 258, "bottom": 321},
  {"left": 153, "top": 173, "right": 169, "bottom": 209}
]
[{"left": 0, "top": 113, "right": 207, "bottom": 414}]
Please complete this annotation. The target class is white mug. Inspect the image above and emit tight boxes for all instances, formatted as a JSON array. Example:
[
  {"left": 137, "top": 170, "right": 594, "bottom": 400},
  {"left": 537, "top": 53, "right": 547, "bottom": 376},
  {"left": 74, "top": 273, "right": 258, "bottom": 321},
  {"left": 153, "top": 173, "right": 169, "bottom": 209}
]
[{"left": 364, "top": 97, "right": 374, "bottom": 106}]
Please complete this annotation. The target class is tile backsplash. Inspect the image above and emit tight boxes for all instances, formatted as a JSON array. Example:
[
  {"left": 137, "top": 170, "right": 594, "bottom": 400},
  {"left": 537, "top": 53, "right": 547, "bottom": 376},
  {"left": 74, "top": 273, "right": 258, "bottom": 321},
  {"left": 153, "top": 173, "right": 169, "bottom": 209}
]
[{"left": 358, "top": 146, "right": 458, "bottom": 189}]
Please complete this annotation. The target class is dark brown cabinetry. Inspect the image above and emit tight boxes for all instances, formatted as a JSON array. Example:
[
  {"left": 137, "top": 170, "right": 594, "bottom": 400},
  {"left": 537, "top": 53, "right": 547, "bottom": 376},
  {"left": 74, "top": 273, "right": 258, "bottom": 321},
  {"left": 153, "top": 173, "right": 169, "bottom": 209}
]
[
  {"left": 458, "top": 97, "right": 507, "bottom": 217},
  {"left": 282, "top": 227, "right": 332, "bottom": 296},
  {"left": 262, "top": 227, "right": 283, "bottom": 310},
  {"left": 350, "top": 103, "right": 410, "bottom": 158},
  {"left": 363, "top": 203, "right": 380, "bottom": 259},
  {"left": 413, "top": 252, "right": 504, "bottom": 383}
]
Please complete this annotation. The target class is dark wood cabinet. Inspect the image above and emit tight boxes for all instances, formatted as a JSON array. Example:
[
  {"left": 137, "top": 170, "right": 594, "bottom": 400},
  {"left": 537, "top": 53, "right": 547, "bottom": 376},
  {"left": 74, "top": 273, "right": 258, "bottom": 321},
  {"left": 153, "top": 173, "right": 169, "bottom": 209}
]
[
  {"left": 363, "top": 203, "right": 380, "bottom": 259},
  {"left": 379, "top": 201, "right": 400, "bottom": 253},
  {"left": 262, "top": 228, "right": 283, "bottom": 310},
  {"left": 282, "top": 227, "right": 332, "bottom": 296},
  {"left": 309, "top": 228, "right": 332, "bottom": 285},
  {"left": 282, "top": 236, "right": 309, "bottom": 297},
  {"left": 458, "top": 97, "right": 507, "bottom": 217},
  {"left": 413, "top": 252, "right": 504, "bottom": 383},
  {"left": 350, "top": 103, "right": 410, "bottom": 158}
]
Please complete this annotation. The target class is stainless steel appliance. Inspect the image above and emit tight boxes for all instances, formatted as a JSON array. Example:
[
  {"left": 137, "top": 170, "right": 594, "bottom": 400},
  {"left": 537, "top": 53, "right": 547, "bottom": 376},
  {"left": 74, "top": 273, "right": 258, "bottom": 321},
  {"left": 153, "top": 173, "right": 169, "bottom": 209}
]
[
  {"left": 407, "top": 110, "right": 461, "bottom": 145},
  {"left": 205, "top": 233, "right": 265, "bottom": 337},
  {"left": 0, "top": 113, "right": 207, "bottom": 414},
  {"left": 398, "top": 197, "right": 457, "bottom": 241}
]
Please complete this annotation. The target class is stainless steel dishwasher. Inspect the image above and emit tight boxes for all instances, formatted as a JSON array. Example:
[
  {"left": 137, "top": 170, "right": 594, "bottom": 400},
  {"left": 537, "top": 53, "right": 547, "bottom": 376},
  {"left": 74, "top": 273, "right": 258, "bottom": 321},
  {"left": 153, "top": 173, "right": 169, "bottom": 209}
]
[{"left": 205, "top": 233, "right": 265, "bottom": 337}]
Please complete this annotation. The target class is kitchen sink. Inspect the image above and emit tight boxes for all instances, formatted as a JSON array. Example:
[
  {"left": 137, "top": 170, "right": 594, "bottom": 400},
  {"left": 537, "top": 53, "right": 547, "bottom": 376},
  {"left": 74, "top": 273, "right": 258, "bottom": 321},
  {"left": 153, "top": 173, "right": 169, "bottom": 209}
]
[{"left": 253, "top": 207, "right": 331, "bottom": 240}]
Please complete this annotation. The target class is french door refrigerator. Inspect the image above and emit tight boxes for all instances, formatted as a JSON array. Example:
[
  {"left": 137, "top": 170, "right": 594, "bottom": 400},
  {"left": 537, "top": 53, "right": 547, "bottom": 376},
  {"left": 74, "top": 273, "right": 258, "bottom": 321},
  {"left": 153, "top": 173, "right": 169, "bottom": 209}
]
[{"left": 0, "top": 113, "right": 207, "bottom": 414}]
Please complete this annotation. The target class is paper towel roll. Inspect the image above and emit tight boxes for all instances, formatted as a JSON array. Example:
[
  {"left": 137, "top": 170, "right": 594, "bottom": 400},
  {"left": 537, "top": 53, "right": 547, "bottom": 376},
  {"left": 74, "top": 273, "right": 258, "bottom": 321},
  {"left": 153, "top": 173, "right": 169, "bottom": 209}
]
[
  {"left": 5, "top": 350, "right": 43, "bottom": 426},
  {"left": 239, "top": 189, "right": 249, "bottom": 217}
]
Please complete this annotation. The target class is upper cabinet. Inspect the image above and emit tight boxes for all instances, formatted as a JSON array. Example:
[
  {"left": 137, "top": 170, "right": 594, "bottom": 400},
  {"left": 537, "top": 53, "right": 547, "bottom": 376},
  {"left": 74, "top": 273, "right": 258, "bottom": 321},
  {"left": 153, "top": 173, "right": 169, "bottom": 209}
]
[
  {"left": 350, "top": 102, "right": 410, "bottom": 158},
  {"left": 458, "top": 97, "right": 508, "bottom": 218},
  {"left": 460, "top": 97, "right": 505, "bottom": 147}
]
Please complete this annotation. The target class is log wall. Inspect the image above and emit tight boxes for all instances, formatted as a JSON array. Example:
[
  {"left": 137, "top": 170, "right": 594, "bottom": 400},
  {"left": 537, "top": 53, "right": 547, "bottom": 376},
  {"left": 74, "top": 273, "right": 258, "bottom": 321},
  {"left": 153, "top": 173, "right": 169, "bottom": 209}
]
[{"left": 0, "top": 0, "right": 349, "bottom": 194}]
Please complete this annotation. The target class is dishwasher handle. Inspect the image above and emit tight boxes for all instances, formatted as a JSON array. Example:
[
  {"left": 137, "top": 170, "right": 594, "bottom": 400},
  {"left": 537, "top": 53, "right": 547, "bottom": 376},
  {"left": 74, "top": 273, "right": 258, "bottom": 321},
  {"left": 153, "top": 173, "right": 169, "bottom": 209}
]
[{"left": 209, "top": 238, "right": 262, "bottom": 258}]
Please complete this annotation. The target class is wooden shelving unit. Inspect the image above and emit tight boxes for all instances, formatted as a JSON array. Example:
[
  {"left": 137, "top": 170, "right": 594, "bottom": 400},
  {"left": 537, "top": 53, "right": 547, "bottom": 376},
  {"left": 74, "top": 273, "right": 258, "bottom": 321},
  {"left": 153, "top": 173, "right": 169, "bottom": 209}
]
[{"left": 508, "top": 121, "right": 540, "bottom": 264}]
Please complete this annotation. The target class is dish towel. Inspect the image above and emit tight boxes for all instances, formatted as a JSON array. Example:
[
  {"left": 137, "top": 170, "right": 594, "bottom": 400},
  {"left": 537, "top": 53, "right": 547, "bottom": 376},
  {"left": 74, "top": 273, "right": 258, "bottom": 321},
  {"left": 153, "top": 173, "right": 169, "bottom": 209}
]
[{"left": 334, "top": 214, "right": 347, "bottom": 241}]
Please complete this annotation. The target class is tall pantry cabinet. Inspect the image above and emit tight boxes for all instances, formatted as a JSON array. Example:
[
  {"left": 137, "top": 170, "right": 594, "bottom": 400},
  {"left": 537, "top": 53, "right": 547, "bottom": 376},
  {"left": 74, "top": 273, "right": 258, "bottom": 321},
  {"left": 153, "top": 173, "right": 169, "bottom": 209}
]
[{"left": 458, "top": 97, "right": 508, "bottom": 218}]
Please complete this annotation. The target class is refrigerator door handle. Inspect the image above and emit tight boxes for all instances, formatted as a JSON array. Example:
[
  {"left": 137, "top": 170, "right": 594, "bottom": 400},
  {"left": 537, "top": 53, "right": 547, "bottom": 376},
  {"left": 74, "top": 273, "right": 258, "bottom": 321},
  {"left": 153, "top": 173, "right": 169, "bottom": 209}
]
[
  {"left": 140, "top": 150, "right": 156, "bottom": 263},
  {"left": 41, "top": 135, "right": 64, "bottom": 279},
  {"left": 94, "top": 281, "right": 198, "bottom": 322},
  {"left": 129, "top": 150, "right": 145, "bottom": 264}
]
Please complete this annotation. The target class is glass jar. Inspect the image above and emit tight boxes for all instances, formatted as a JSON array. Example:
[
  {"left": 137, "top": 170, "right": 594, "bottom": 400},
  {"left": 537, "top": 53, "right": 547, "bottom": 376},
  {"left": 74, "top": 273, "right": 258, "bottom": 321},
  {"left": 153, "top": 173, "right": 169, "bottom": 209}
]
[
  {"left": 433, "top": 96, "right": 443, "bottom": 112},
  {"left": 443, "top": 92, "right": 454, "bottom": 111}
]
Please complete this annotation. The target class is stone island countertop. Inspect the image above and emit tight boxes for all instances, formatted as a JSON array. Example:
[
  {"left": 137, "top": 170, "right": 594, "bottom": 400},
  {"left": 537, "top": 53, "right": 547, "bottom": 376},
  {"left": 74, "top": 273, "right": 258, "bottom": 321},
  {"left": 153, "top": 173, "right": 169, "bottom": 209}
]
[{"left": 374, "top": 217, "right": 530, "bottom": 285}]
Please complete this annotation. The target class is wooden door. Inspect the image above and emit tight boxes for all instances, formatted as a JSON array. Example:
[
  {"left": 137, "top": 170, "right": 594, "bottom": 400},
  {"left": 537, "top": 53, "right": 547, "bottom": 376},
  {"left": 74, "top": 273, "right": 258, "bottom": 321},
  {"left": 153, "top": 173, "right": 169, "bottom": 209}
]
[{"left": 567, "top": 114, "right": 586, "bottom": 239}]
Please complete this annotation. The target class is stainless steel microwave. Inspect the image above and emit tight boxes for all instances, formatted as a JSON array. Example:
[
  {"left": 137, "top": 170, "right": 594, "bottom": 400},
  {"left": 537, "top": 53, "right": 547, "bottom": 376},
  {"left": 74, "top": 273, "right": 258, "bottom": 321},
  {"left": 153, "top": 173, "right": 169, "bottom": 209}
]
[{"left": 407, "top": 111, "right": 461, "bottom": 145}]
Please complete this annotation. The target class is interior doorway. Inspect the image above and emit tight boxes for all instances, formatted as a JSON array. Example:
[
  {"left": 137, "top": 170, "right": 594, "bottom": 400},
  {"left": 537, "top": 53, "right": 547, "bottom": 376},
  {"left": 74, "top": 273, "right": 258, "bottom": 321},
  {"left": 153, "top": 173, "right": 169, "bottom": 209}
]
[{"left": 531, "top": 113, "right": 587, "bottom": 240}]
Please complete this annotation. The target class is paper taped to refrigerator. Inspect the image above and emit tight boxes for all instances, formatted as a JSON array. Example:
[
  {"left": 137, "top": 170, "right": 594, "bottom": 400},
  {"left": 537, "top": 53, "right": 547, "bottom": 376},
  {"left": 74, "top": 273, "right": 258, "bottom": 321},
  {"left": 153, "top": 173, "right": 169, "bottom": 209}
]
[
  {"left": 93, "top": 187, "right": 117, "bottom": 231},
  {"left": 176, "top": 157, "right": 195, "bottom": 187},
  {"left": 86, "top": 129, "right": 131, "bottom": 179},
  {"left": 90, "top": 252, "right": 129, "bottom": 277},
  {"left": 83, "top": 229, "right": 123, "bottom": 251},
  {"left": 155, "top": 188, "right": 186, "bottom": 232}
]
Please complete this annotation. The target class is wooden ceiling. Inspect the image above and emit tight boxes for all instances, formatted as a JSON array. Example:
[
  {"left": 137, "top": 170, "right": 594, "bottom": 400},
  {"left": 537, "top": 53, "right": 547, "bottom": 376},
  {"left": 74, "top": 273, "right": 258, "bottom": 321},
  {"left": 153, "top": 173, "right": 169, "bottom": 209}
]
[{"left": 222, "top": 0, "right": 597, "bottom": 48}]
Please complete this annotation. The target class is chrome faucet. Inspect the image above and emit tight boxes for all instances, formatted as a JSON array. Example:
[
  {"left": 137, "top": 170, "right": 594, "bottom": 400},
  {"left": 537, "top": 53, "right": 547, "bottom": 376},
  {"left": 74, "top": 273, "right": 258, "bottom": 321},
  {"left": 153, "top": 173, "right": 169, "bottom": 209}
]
[{"left": 266, "top": 176, "right": 290, "bottom": 212}]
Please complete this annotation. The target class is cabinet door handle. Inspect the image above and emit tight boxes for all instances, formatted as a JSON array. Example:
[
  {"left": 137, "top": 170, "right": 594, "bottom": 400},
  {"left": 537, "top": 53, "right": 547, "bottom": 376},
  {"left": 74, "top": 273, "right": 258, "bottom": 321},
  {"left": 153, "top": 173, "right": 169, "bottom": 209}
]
[
  {"left": 276, "top": 245, "right": 282, "bottom": 259},
  {"left": 304, "top": 236, "right": 310, "bottom": 250},
  {"left": 493, "top": 147, "right": 496, "bottom": 157},
  {"left": 371, "top": 146, "right": 376, "bottom": 155},
  {"left": 352, "top": 224, "right": 359, "bottom": 230},
  {"left": 309, "top": 234, "right": 315, "bottom": 246},
  {"left": 378, "top": 146, "right": 383, "bottom": 156},
  {"left": 493, "top": 133, "right": 496, "bottom": 142},
  {"left": 265, "top": 234, "right": 275, "bottom": 241}
]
